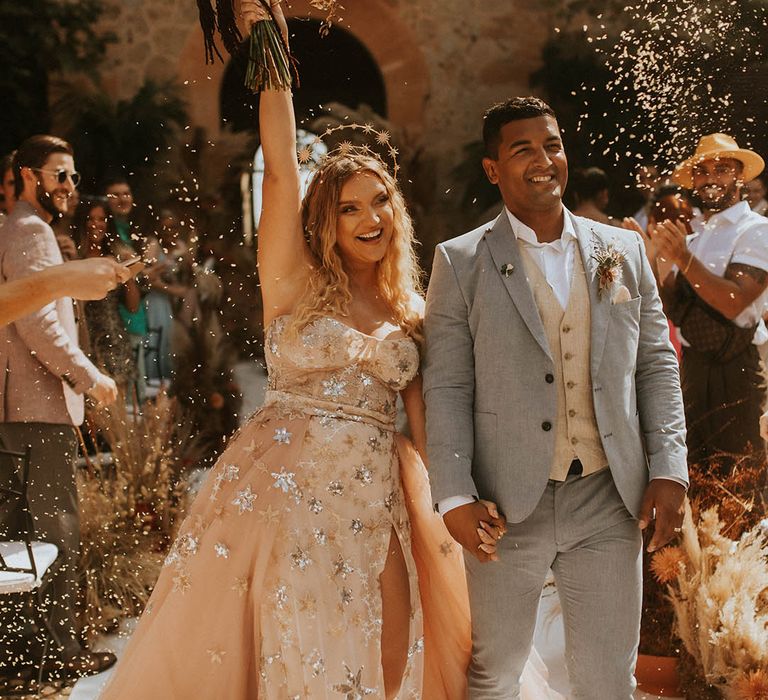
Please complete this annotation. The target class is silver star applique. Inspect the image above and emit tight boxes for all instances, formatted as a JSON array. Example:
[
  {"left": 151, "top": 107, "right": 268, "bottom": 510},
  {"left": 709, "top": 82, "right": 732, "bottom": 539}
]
[
  {"left": 322, "top": 377, "right": 347, "bottom": 398},
  {"left": 290, "top": 546, "right": 313, "bottom": 571},
  {"left": 327, "top": 480, "right": 345, "bottom": 496},
  {"left": 272, "top": 468, "right": 298, "bottom": 494},
  {"left": 232, "top": 485, "right": 257, "bottom": 514},
  {"left": 332, "top": 555, "right": 354, "bottom": 579},
  {"left": 333, "top": 664, "right": 375, "bottom": 698},
  {"left": 353, "top": 466, "right": 373, "bottom": 485},
  {"left": 222, "top": 464, "right": 240, "bottom": 481},
  {"left": 273, "top": 427, "right": 292, "bottom": 444},
  {"left": 308, "top": 497, "right": 324, "bottom": 514}
]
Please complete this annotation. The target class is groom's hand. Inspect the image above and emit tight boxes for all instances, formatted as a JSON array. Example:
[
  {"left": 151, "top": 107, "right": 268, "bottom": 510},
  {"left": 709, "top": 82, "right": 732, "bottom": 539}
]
[
  {"left": 443, "top": 500, "right": 507, "bottom": 563},
  {"left": 638, "top": 479, "right": 686, "bottom": 552}
]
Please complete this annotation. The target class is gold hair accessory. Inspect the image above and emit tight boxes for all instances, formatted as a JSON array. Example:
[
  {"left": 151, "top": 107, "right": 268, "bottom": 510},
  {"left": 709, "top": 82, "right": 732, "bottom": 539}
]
[{"left": 297, "top": 122, "right": 400, "bottom": 180}]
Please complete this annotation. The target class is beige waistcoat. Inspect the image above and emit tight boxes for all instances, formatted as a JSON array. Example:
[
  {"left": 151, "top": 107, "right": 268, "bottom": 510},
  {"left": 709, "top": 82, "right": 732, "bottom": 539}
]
[{"left": 518, "top": 244, "right": 609, "bottom": 480}]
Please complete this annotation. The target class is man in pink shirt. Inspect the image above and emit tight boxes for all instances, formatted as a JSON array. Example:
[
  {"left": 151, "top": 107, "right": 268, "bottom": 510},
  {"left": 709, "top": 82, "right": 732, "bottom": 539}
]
[{"left": 0, "top": 135, "right": 118, "bottom": 680}]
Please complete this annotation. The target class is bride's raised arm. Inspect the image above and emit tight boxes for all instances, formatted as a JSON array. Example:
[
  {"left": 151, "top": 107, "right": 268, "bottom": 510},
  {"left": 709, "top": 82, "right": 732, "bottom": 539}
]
[{"left": 244, "top": 2, "right": 314, "bottom": 325}]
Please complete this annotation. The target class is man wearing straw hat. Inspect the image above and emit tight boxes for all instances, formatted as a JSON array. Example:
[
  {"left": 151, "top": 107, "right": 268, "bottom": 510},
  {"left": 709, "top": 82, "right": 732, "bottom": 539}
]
[{"left": 653, "top": 133, "right": 768, "bottom": 469}]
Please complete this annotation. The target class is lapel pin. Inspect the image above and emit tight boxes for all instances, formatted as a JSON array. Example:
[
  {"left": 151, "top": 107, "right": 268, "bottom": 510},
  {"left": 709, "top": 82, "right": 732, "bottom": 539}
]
[{"left": 501, "top": 263, "right": 515, "bottom": 277}]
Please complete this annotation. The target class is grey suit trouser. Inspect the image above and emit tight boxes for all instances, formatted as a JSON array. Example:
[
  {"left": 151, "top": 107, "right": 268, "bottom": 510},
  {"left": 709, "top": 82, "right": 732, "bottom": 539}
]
[
  {"left": 465, "top": 468, "right": 642, "bottom": 699},
  {"left": 0, "top": 423, "right": 82, "bottom": 661}
]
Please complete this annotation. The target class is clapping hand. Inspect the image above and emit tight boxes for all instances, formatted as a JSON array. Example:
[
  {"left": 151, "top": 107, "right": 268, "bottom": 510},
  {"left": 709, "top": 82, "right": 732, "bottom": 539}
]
[
  {"left": 650, "top": 219, "right": 689, "bottom": 268},
  {"left": 622, "top": 216, "right": 656, "bottom": 261},
  {"left": 443, "top": 499, "right": 507, "bottom": 563}
]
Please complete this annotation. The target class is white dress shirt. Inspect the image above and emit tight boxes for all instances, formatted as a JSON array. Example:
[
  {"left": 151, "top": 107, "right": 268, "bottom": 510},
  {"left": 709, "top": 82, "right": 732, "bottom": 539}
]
[
  {"left": 681, "top": 200, "right": 768, "bottom": 345},
  {"left": 436, "top": 207, "right": 684, "bottom": 516}
]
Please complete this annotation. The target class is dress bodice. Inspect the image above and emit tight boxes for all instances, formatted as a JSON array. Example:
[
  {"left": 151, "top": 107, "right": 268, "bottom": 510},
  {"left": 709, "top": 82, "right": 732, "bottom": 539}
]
[{"left": 264, "top": 315, "right": 420, "bottom": 427}]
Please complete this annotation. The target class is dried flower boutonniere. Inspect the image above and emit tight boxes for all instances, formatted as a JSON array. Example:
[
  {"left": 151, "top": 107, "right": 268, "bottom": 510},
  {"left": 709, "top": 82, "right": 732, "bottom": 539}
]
[
  {"left": 591, "top": 239, "right": 626, "bottom": 297},
  {"left": 501, "top": 263, "right": 515, "bottom": 277}
]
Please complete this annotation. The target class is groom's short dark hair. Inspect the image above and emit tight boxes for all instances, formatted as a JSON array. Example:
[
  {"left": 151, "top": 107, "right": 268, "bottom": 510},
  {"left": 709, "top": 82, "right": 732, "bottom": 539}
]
[{"left": 483, "top": 97, "right": 556, "bottom": 159}]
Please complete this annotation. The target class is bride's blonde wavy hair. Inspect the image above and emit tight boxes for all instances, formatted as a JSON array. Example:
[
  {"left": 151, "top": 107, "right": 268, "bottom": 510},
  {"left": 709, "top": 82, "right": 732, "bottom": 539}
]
[{"left": 289, "top": 152, "right": 424, "bottom": 344}]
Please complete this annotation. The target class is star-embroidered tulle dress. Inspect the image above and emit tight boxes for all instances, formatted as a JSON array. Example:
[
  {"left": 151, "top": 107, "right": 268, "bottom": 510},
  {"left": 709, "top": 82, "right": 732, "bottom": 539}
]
[{"left": 100, "top": 315, "right": 560, "bottom": 699}]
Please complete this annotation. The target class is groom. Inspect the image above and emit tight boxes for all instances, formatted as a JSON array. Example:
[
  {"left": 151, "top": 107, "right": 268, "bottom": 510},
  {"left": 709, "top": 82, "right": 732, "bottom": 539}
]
[{"left": 423, "top": 97, "right": 688, "bottom": 698}]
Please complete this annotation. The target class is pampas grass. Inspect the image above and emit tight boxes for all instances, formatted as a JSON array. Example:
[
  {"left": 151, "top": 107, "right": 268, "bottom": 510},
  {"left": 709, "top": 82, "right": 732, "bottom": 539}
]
[
  {"left": 78, "top": 390, "right": 192, "bottom": 640},
  {"left": 644, "top": 450, "right": 767, "bottom": 660},
  {"left": 666, "top": 503, "right": 768, "bottom": 698}
]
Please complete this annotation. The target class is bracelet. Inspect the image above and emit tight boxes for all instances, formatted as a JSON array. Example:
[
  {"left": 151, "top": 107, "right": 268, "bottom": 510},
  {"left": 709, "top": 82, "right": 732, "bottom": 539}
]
[{"left": 682, "top": 253, "right": 694, "bottom": 276}]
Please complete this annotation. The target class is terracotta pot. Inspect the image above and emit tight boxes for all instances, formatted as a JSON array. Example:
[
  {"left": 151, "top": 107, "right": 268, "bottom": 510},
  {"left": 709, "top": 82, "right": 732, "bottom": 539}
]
[{"left": 635, "top": 654, "right": 681, "bottom": 697}]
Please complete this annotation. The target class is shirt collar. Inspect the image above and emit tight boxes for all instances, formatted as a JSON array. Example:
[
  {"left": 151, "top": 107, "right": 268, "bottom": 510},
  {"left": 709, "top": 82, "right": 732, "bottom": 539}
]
[
  {"left": 693, "top": 200, "right": 750, "bottom": 228},
  {"left": 505, "top": 207, "right": 577, "bottom": 247}
]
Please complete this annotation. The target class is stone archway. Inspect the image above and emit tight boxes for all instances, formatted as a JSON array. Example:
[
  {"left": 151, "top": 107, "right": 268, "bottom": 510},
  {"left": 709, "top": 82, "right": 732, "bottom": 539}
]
[
  {"left": 175, "top": 0, "right": 429, "bottom": 137},
  {"left": 220, "top": 17, "right": 388, "bottom": 132}
]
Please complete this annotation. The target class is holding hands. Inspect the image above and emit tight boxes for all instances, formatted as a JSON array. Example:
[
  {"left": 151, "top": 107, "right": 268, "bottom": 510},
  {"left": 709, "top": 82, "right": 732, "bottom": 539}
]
[{"left": 443, "top": 500, "right": 507, "bottom": 563}]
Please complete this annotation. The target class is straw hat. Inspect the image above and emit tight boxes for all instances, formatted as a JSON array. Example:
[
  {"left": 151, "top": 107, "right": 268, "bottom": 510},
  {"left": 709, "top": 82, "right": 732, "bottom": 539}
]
[{"left": 672, "top": 133, "right": 764, "bottom": 189}]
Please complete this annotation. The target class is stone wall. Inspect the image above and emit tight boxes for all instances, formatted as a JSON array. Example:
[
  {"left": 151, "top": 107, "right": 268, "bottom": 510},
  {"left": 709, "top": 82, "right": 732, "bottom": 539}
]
[{"left": 95, "top": 0, "right": 558, "bottom": 242}]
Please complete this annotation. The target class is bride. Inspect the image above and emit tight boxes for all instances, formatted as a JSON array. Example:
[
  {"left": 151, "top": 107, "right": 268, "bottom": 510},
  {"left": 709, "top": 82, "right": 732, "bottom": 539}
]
[{"left": 100, "top": 2, "right": 561, "bottom": 697}]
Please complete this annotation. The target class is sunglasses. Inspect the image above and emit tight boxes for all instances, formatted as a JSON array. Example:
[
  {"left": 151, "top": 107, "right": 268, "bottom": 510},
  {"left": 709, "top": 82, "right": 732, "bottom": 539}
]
[{"left": 30, "top": 167, "right": 81, "bottom": 188}]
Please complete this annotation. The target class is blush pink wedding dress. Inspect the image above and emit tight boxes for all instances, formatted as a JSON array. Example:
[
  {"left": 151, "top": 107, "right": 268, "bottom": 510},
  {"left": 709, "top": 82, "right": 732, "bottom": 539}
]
[{"left": 101, "top": 315, "right": 561, "bottom": 699}]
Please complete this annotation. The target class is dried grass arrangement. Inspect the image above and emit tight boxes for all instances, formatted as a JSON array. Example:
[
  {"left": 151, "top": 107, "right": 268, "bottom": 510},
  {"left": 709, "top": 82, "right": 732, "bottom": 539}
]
[
  {"left": 642, "top": 452, "right": 767, "bottom": 660},
  {"left": 662, "top": 503, "right": 768, "bottom": 699},
  {"left": 78, "top": 390, "right": 193, "bottom": 641},
  {"left": 687, "top": 451, "right": 767, "bottom": 539}
]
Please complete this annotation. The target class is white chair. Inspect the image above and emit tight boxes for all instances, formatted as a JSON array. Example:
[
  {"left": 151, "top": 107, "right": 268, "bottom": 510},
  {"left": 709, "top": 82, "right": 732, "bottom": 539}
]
[{"left": 0, "top": 445, "right": 61, "bottom": 695}]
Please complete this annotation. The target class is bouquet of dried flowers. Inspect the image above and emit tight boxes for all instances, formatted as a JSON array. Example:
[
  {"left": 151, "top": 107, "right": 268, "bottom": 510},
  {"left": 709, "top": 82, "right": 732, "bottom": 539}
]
[
  {"left": 243, "top": 1, "right": 295, "bottom": 92},
  {"left": 78, "top": 390, "right": 193, "bottom": 639},
  {"left": 196, "top": 0, "right": 342, "bottom": 92}
]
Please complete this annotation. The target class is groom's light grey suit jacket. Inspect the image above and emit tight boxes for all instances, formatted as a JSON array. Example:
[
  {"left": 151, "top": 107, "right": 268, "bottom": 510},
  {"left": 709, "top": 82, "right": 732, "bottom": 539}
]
[{"left": 423, "top": 211, "right": 688, "bottom": 523}]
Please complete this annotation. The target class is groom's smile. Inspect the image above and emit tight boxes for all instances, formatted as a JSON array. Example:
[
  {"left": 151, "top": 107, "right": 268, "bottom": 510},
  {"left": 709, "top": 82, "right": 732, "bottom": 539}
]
[{"left": 482, "top": 115, "right": 568, "bottom": 216}]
